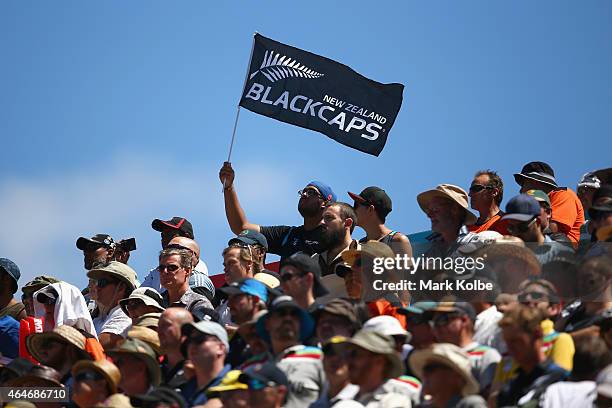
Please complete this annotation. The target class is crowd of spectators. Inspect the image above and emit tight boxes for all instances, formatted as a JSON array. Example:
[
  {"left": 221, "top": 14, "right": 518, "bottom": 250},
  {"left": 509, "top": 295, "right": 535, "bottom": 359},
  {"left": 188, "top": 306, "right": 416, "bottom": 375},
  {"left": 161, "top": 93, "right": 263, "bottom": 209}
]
[{"left": 0, "top": 160, "right": 611, "bottom": 408}]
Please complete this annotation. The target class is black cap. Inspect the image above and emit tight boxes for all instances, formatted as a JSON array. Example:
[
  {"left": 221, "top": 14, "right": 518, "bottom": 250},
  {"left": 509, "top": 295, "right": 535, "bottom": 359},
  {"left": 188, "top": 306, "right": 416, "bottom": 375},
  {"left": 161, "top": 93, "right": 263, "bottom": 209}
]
[
  {"left": 280, "top": 253, "right": 329, "bottom": 297},
  {"left": 589, "top": 185, "right": 612, "bottom": 216},
  {"left": 513, "top": 161, "right": 558, "bottom": 188},
  {"left": 130, "top": 386, "right": 186, "bottom": 408},
  {"left": 0, "top": 258, "right": 20, "bottom": 292},
  {"left": 239, "top": 362, "right": 289, "bottom": 389},
  {"left": 151, "top": 217, "right": 194, "bottom": 239},
  {"left": 228, "top": 229, "right": 269, "bottom": 251},
  {"left": 348, "top": 186, "right": 393, "bottom": 217},
  {"left": 36, "top": 286, "right": 59, "bottom": 305},
  {"left": 191, "top": 306, "right": 221, "bottom": 323},
  {"left": 76, "top": 234, "right": 115, "bottom": 251}
]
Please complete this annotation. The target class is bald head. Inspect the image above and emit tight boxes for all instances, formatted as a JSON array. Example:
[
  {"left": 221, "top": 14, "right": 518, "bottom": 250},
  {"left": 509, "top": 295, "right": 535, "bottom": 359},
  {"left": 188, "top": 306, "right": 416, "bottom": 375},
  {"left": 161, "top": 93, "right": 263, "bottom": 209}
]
[
  {"left": 158, "top": 307, "right": 194, "bottom": 352},
  {"left": 168, "top": 236, "right": 200, "bottom": 267}
]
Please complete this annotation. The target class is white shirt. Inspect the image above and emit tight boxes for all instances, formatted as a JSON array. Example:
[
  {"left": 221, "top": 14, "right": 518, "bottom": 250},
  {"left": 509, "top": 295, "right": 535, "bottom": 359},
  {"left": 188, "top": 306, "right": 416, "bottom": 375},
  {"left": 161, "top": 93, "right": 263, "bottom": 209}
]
[
  {"left": 540, "top": 381, "right": 596, "bottom": 408},
  {"left": 92, "top": 305, "right": 131, "bottom": 337},
  {"left": 141, "top": 259, "right": 209, "bottom": 292}
]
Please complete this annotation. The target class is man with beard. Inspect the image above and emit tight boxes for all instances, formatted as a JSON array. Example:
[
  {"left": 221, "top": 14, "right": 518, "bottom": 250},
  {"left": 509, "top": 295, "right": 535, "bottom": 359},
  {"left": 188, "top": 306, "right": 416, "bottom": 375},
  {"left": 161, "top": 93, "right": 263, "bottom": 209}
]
[
  {"left": 279, "top": 253, "right": 329, "bottom": 312},
  {"left": 219, "top": 162, "right": 336, "bottom": 261},
  {"left": 313, "top": 202, "right": 358, "bottom": 277},
  {"left": 256, "top": 296, "right": 325, "bottom": 408},
  {"left": 76, "top": 234, "right": 116, "bottom": 270}
]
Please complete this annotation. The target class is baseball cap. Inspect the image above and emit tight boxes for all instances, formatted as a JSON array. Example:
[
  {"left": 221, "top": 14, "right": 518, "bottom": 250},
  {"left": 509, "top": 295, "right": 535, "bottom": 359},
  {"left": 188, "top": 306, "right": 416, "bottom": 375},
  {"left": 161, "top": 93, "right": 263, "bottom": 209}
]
[
  {"left": 280, "top": 253, "right": 329, "bottom": 297},
  {"left": 191, "top": 306, "right": 221, "bottom": 323},
  {"left": 151, "top": 217, "right": 194, "bottom": 239},
  {"left": 182, "top": 320, "right": 229, "bottom": 350},
  {"left": 525, "top": 189, "right": 551, "bottom": 207},
  {"left": 0, "top": 258, "right": 20, "bottom": 292},
  {"left": 306, "top": 181, "right": 336, "bottom": 202},
  {"left": 502, "top": 194, "right": 541, "bottom": 222},
  {"left": 76, "top": 234, "right": 115, "bottom": 251},
  {"left": 431, "top": 301, "right": 477, "bottom": 322},
  {"left": 239, "top": 362, "right": 289, "bottom": 389},
  {"left": 219, "top": 278, "right": 269, "bottom": 303},
  {"left": 578, "top": 172, "right": 602, "bottom": 190},
  {"left": 207, "top": 370, "right": 248, "bottom": 396},
  {"left": 229, "top": 229, "right": 268, "bottom": 250},
  {"left": 348, "top": 186, "right": 392, "bottom": 217},
  {"left": 397, "top": 301, "right": 438, "bottom": 316},
  {"left": 87, "top": 261, "right": 139, "bottom": 291}
]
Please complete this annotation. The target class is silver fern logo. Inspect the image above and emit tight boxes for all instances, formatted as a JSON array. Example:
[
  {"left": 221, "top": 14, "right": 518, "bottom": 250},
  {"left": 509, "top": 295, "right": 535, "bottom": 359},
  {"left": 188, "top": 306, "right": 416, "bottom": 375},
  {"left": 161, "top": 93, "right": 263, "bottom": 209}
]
[{"left": 249, "top": 50, "right": 324, "bottom": 83}]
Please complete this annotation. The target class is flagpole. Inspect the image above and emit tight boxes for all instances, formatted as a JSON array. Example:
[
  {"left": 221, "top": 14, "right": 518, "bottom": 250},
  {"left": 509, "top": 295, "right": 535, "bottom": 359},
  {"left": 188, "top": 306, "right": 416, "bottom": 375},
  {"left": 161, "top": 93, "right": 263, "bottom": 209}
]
[{"left": 226, "top": 33, "right": 257, "bottom": 163}]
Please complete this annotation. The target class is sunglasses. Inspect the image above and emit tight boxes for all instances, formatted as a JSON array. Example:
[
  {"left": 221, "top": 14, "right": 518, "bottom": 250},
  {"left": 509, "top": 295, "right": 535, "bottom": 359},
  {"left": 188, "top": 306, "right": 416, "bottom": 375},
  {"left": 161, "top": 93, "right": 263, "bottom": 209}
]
[
  {"left": 75, "top": 370, "right": 105, "bottom": 382},
  {"left": 280, "top": 271, "right": 306, "bottom": 282},
  {"left": 126, "top": 300, "right": 144, "bottom": 310},
  {"left": 273, "top": 308, "right": 300, "bottom": 318},
  {"left": 95, "top": 278, "right": 118, "bottom": 288},
  {"left": 187, "top": 333, "right": 218, "bottom": 345},
  {"left": 518, "top": 291, "right": 548, "bottom": 303},
  {"left": 469, "top": 184, "right": 493, "bottom": 193},
  {"left": 432, "top": 313, "right": 462, "bottom": 327},
  {"left": 406, "top": 314, "right": 429, "bottom": 326},
  {"left": 507, "top": 218, "right": 537, "bottom": 234},
  {"left": 158, "top": 264, "right": 180, "bottom": 272},
  {"left": 298, "top": 189, "right": 323, "bottom": 199},
  {"left": 591, "top": 210, "right": 611, "bottom": 221},
  {"left": 247, "top": 378, "right": 277, "bottom": 391}
]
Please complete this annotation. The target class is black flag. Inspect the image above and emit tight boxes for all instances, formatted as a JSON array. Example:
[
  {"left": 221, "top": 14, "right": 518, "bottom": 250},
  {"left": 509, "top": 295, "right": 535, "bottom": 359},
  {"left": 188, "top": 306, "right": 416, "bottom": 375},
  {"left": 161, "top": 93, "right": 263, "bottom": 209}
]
[{"left": 239, "top": 34, "right": 404, "bottom": 156}]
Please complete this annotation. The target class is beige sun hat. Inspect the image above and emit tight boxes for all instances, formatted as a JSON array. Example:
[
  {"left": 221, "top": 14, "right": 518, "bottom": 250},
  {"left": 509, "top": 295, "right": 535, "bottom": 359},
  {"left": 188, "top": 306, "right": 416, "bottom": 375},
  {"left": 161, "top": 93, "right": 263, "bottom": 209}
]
[
  {"left": 119, "top": 287, "right": 165, "bottom": 315},
  {"left": 337, "top": 329, "right": 404, "bottom": 379},
  {"left": 127, "top": 326, "right": 161, "bottom": 355},
  {"left": 87, "top": 261, "right": 139, "bottom": 291},
  {"left": 27, "top": 325, "right": 90, "bottom": 362},
  {"left": 409, "top": 343, "right": 479, "bottom": 396},
  {"left": 72, "top": 359, "right": 121, "bottom": 394},
  {"left": 417, "top": 184, "right": 477, "bottom": 226},
  {"left": 133, "top": 312, "right": 162, "bottom": 330},
  {"left": 107, "top": 338, "right": 161, "bottom": 386}
]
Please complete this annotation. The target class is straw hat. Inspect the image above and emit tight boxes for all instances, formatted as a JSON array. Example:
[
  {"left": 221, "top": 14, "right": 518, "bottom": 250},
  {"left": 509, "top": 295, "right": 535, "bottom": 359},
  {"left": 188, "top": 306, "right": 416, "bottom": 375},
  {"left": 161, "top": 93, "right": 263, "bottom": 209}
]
[
  {"left": 409, "top": 343, "right": 479, "bottom": 396},
  {"left": 27, "top": 325, "right": 90, "bottom": 363},
  {"left": 6, "top": 365, "right": 63, "bottom": 387},
  {"left": 417, "top": 184, "right": 477, "bottom": 226},
  {"left": 72, "top": 359, "right": 121, "bottom": 394},
  {"left": 127, "top": 326, "right": 161, "bottom": 355}
]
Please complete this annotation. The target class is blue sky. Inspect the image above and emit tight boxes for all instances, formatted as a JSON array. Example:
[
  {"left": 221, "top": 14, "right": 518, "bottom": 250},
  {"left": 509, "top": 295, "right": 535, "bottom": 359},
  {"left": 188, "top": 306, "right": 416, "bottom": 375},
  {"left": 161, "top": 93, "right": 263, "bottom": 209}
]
[{"left": 1, "top": 1, "right": 611, "bottom": 290}]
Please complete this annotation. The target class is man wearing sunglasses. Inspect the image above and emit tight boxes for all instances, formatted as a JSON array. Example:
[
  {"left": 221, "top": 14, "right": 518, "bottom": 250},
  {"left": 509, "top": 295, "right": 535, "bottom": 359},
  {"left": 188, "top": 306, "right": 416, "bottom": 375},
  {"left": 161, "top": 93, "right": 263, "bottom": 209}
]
[
  {"left": 87, "top": 261, "right": 138, "bottom": 349},
  {"left": 279, "top": 253, "right": 329, "bottom": 312},
  {"left": 159, "top": 248, "right": 213, "bottom": 312},
  {"left": 220, "top": 161, "right": 337, "bottom": 261},
  {"left": 180, "top": 320, "right": 231, "bottom": 406},
  {"left": 502, "top": 194, "right": 575, "bottom": 266},
  {"left": 589, "top": 185, "right": 612, "bottom": 244},
  {"left": 467, "top": 170, "right": 508, "bottom": 235},
  {"left": 239, "top": 362, "right": 290, "bottom": 408},
  {"left": 256, "top": 296, "right": 325, "bottom": 408},
  {"left": 429, "top": 302, "right": 501, "bottom": 396}
]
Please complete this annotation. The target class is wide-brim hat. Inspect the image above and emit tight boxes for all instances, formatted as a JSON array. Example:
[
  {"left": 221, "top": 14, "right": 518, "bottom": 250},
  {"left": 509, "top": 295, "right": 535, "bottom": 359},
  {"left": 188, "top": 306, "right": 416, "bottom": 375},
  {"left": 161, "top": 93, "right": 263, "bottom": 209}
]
[
  {"left": 417, "top": 184, "right": 477, "bottom": 226},
  {"left": 341, "top": 241, "right": 392, "bottom": 269},
  {"left": 72, "top": 359, "right": 121, "bottom": 394},
  {"left": 338, "top": 331, "right": 403, "bottom": 379},
  {"left": 409, "top": 343, "right": 479, "bottom": 396},
  {"left": 107, "top": 338, "right": 161, "bottom": 386},
  {"left": 255, "top": 296, "right": 314, "bottom": 343},
  {"left": 513, "top": 161, "right": 558, "bottom": 188},
  {"left": 27, "top": 325, "right": 90, "bottom": 363},
  {"left": 119, "top": 287, "right": 165, "bottom": 315},
  {"left": 87, "top": 261, "right": 139, "bottom": 291},
  {"left": 6, "top": 365, "right": 63, "bottom": 387},
  {"left": 127, "top": 326, "right": 161, "bottom": 355}
]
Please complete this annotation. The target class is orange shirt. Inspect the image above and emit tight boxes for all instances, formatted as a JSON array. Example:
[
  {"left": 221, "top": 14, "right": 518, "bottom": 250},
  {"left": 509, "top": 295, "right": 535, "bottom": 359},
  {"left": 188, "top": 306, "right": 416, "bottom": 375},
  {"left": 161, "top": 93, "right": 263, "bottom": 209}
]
[
  {"left": 468, "top": 213, "right": 509, "bottom": 235},
  {"left": 367, "top": 299, "right": 407, "bottom": 329},
  {"left": 548, "top": 188, "right": 584, "bottom": 245}
]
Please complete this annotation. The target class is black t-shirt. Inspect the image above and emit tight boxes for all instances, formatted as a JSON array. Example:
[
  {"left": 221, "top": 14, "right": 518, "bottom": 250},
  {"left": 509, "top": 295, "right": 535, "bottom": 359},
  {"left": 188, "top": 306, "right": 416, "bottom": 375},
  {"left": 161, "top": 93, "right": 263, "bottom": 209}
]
[{"left": 260, "top": 225, "right": 326, "bottom": 261}]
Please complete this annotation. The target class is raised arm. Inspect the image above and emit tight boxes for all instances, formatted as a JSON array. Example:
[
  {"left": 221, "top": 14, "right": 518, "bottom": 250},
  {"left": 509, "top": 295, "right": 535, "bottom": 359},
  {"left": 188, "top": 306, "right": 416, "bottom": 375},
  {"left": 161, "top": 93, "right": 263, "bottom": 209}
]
[{"left": 219, "top": 161, "right": 260, "bottom": 235}]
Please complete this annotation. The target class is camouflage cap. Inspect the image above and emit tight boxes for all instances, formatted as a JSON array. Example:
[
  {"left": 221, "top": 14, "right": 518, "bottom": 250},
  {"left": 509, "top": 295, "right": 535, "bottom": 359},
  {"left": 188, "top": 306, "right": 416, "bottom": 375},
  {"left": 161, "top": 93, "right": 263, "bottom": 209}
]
[{"left": 21, "top": 275, "right": 61, "bottom": 296}]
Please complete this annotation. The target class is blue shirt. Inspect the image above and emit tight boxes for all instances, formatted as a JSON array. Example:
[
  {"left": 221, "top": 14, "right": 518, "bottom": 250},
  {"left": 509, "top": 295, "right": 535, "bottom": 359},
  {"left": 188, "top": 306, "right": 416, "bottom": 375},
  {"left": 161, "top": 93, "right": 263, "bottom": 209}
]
[
  {"left": 0, "top": 316, "right": 20, "bottom": 358},
  {"left": 181, "top": 364, "right": 232, "bottom": 406}
]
